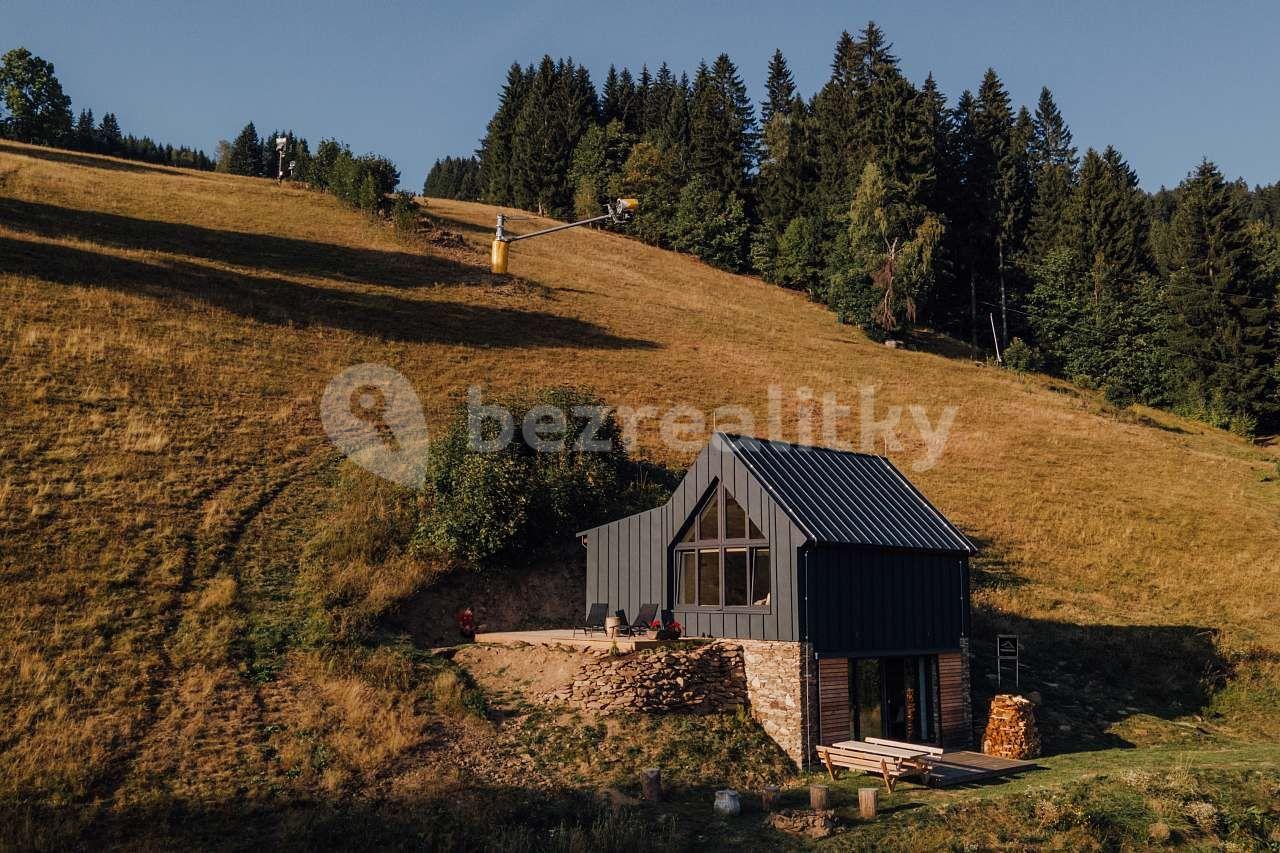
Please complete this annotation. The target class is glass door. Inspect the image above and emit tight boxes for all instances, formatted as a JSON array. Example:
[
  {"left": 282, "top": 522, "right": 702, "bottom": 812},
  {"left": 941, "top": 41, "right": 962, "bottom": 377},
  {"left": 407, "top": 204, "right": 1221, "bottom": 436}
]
[{"left": 852, "top": 655, "right": 939, "bottom": 745}]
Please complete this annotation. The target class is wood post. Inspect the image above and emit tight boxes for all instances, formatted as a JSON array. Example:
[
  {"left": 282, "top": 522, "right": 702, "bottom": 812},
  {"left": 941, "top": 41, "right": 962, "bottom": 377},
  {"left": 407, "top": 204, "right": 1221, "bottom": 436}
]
[
  {"left": 762, "top": 785, "right": 780, "bottom": 812},
  {"left": 640, "top": 768, "right": 662, "bottom": 801},
  {"left": 858, "top": 787, "right": 879, "bottom": 820},
  {"left": 809, "top": 784, "right": 830, "bottom": 811}
]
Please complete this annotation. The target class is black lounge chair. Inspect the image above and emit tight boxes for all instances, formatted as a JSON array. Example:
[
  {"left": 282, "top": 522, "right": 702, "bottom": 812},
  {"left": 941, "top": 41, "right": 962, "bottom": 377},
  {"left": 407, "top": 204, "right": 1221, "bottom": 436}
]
[
  {"left": 659, "top": 608, "right": 676, "bottom": 630},
  {"left": 624, "top": 603, "right": 658, "bottom": 636},
  {"left": 574, "top": 602, "right": 609, "bottom": 636}
]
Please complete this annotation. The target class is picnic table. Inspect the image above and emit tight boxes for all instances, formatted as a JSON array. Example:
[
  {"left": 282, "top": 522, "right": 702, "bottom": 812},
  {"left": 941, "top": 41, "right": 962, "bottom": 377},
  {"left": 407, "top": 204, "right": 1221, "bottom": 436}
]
[{"left": 814, "top": 737, "right": 944, "bottom": 791}]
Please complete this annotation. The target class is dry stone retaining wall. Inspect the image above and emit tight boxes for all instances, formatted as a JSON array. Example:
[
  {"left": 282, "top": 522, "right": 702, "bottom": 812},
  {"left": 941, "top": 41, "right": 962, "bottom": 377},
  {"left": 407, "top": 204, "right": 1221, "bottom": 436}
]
[
  {"left": 546, "top": 642, "right": 747, "bottom": 713},
  {"left": 545, "top": 638, "right": 814, "bottom": 768}
]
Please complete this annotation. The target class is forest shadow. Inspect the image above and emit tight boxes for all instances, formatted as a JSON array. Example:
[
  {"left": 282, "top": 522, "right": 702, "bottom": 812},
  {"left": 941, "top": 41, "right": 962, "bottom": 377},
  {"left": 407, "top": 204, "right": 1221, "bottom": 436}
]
[
  {"left": 0, "top": 235, "right": 657, "bottom": 349},
  {"left": 969, "top": 606, "right": 1230, "bottom": 755},
  {"left": 0, "top": 784, "right": 678, "bottom": 852},
  {"left": 0, "top": 140, "right": 187, "bottom": 177},
  {"left": 0, "top": 196, "right": 490, "bottom": 289}
]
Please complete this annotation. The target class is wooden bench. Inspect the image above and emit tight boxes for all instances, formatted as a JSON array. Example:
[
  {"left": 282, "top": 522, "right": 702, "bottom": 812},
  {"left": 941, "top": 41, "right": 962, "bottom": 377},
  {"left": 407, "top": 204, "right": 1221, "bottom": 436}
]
[{"left": 814, "top": 739, "right": 940, "bottom": 791}]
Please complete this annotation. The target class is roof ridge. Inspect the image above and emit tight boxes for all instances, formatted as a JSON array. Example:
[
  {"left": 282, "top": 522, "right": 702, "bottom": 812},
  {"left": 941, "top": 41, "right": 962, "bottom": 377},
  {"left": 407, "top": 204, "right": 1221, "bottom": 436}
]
[{"left": 716, "top": 431, "right": 888, "bottom": 461}]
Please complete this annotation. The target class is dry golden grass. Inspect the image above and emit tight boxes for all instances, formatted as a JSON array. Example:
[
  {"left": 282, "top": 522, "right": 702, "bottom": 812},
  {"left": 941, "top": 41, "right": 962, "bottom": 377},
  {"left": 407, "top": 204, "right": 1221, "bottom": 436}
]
[{"left": 1, "top": 138, "right": 1278, "bottom": 825}]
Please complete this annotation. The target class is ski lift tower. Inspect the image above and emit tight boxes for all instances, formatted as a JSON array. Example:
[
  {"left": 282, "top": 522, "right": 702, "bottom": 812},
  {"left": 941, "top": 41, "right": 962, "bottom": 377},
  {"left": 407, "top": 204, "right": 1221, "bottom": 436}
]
[{"left": 491, "top": 198, "right": 638, "bottom": 274}]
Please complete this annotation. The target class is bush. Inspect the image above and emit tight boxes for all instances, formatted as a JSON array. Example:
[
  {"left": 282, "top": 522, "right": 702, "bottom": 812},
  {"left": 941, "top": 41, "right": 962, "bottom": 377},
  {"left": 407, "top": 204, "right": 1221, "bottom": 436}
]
[
  {"left": 1003, "top": 337, "right": 1041, "bottom": 373},
  {"left": 412, "top": 387, "right": 671, "bottom": 569},
  {"left": 306, "top": 138, "right": 400, "bottom": 213},
  {"left": 391, "top": 192, "right": 417, "bottom": 232}
]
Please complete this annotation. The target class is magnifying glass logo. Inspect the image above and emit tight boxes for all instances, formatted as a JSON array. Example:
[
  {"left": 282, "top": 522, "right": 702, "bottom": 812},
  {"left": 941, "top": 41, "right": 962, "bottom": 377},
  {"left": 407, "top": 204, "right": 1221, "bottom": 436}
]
[
  {"left": 350, "top": 385, "right": 398, "bottom": 451},
  {"left": 321, "top": 364, "right": 428, "bottom": 488}
]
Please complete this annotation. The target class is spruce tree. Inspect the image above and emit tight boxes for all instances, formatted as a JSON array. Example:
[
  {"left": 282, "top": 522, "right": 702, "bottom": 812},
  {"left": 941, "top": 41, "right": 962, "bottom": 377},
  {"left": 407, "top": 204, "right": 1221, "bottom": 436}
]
[
  {"left": 947, "top": 89, "right": 985, "bottom": 346},
  {"left": 1061, "top": 146, "right": 1150, "bottom": 301},
  {"left": 761, "top": 49, "right": 796, "bottom": 127},
  {"left": 228, "top": 122, "right": 262, "bottom": 176},
  {"left": 97, "top": 112, "right": 123, "bottom": 155},
  {"left": 644, "top": 63, "right": 675, "bottom": 139},
  {"left": 918, "top": 73, "right": 959, "bottom": 323},
  {"left": 1026, "top": 87, "right": 1078, "bottom": 258},
  {"left": 688, "top": 54, "right": 756, "bottom": 197},
  {"left": 477, "top": 62, "right": 527, "bottom": 204},
  {"left": 1164, "top": 160, "right": 1276, "bottom": 430},
  {"left": 74, "top": 108, "right": 95, "bottom": 151},
  {"left": 600, "top": 65, "right": 622, "bottom": 124},
  {"left": 811, "top": 31, "right": 862, "bottom": 213}
]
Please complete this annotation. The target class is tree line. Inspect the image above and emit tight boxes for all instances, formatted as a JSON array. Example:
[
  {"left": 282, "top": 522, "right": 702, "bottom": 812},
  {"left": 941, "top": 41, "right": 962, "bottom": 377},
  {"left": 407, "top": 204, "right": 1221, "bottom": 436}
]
[
  {"left": 217, "top": 121, "right": 406, "bottom": 220},
  {"left": 433, "top": 23, "right": 1279, "bottom": 436},
  {"left": 0, "top": 47, "right": 214, "bottom": 170}
]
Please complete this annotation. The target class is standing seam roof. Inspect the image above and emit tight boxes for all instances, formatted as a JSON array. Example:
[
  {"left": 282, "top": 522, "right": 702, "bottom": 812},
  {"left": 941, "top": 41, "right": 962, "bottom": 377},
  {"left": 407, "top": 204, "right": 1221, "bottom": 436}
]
[{"left": 717, "top": 433, "right": 975, "bottom": 554}]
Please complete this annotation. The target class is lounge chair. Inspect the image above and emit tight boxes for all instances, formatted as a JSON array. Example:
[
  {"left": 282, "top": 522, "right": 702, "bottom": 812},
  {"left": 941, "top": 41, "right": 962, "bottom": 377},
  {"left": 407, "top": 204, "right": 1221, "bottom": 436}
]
[
  {"left": 573, "top": 602, "right": 608, "bottom": 637},
  {"left": 625, "top": 603, "right": 658, "bottom": 636},
  {"left": 659, "top": 609, "right": 676, "bottom": 630}
]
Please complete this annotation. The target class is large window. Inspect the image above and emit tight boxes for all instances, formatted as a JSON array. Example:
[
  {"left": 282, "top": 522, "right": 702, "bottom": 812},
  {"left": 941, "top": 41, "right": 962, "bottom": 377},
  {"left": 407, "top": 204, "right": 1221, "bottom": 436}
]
[{"left": 675, "top": 484, "right": 770, "bottom": 610}]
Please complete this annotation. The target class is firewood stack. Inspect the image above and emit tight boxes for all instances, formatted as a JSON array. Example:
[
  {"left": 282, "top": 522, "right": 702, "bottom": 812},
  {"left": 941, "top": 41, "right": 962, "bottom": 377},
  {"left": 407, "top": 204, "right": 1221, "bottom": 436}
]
[{"left": 981, "top": 694, "right": 1041, "bottom": 759}]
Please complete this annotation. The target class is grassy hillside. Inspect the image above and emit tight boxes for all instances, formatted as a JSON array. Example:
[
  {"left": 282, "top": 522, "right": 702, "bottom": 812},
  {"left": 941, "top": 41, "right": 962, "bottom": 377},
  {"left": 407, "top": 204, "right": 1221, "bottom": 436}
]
[{"left": 2, "top": 139, "right": 1278, "bottom": 847}]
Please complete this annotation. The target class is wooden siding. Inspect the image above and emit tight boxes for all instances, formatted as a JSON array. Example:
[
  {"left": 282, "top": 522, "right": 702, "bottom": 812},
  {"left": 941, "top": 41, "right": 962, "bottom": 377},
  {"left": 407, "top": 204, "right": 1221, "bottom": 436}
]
[
  {"left": 807, "top": 547, "right": 968, "bottom": 656},
  {"left": 817, "top": 657, "right": 851, "bottom": 745},
  {"left": 937, "top": 651, "right": 970, "bottom": 747}
]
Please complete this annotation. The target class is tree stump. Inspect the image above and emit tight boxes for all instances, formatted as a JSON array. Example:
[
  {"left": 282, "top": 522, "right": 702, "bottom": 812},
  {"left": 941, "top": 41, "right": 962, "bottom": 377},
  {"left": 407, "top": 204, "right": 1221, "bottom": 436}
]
[
  {"left": 858, "top": 787, "right": 878, "bottom": 820},
  {"left": 762, "top": 785, "right": 780, "bottom": 812},
  {"left": 640, "top": 768, "right": 662, "bottom": 801},
  {"left": 809, "top": 784, "right": 830, "bottom": 811}
]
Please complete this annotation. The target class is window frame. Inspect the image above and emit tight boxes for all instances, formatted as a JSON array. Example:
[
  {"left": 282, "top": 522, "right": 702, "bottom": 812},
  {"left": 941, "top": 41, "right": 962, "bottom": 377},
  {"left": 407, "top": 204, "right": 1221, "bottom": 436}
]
[{"left": 674, "top": 483, "right": 771, "bottom": 612}]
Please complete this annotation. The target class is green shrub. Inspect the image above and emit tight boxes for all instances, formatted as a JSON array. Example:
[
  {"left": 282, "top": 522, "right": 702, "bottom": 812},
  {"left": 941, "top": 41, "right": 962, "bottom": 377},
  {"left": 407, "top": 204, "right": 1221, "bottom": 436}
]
[
  {"left": 412, "top": 387, "right": 672, "bottom": 569},
  {"left": 1003, "top": 337, "right": 1041, "bottom": 373},
  {"left": 391, "top": 191, "right": 417, "bottom": 232}
]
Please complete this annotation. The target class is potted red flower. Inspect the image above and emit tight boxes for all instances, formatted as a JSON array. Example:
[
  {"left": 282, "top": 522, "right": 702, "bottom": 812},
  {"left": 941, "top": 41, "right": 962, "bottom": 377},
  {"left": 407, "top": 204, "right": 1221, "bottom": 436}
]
[{"left": 652, "top": 619, "right": 682, "bottom": 641}]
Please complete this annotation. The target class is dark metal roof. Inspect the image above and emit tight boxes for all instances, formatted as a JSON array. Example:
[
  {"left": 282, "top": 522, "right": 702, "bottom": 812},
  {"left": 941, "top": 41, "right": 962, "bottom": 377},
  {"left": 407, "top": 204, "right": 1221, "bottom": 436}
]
[{"left": 715, "top": 433, "right": 975, "bottom": 554}]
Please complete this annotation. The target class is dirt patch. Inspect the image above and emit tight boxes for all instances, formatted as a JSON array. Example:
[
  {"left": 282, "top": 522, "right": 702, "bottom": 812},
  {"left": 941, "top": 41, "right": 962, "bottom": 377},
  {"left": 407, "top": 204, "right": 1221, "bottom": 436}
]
[
  {"left": 455, "top": 644, "right": 584, "bottom": 702},
  {"left": 386, "top": 552, "right": 582, "bottom": 647}
]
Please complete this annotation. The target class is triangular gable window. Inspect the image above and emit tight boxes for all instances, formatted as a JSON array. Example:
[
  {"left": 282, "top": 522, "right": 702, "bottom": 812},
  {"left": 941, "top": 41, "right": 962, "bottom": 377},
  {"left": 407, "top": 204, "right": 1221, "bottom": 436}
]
[{"left": 674, "top": 483, "right": 770, "bottom": 611}]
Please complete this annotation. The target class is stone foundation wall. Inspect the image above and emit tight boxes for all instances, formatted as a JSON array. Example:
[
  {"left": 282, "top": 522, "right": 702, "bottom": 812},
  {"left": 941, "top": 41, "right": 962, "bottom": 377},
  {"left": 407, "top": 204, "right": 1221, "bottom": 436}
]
[
  {"left": 546, "top": 643, "right": 747, "bottom": 713},
  {"left": 736, "top": 639, "right": 815, "bottom": 768},
  {"left": 545, "top": 639, "right": 815, "bottom": 768}
]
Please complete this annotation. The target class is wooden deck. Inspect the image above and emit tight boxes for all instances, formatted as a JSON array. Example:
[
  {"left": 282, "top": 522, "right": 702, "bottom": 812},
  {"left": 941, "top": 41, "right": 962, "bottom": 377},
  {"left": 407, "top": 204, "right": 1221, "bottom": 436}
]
[
  {"left": 473, "top": 629, "right": 688, "bottom": 652},
  {"left": 927, "top": 750, "right": 1039, "bottom": 787}
]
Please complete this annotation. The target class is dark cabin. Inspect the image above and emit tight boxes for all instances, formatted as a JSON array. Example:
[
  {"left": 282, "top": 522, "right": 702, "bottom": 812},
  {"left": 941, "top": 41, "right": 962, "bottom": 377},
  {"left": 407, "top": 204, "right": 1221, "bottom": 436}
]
[{"left": 578, "top": 432, "right": 976, "bottom": 751}]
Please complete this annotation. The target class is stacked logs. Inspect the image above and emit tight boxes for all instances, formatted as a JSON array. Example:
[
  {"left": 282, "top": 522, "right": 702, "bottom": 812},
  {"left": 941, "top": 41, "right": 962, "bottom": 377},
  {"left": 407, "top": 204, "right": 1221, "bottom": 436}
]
[{"left": 981, "top": 694, "right": 1041, "bottom": 759}]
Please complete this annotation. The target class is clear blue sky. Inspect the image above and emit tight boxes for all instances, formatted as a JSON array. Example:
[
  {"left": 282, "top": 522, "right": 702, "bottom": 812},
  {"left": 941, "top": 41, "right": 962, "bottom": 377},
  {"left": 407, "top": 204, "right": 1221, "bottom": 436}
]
[{"left": 7, "top": 0, "right": 1277, "bottom": 191}]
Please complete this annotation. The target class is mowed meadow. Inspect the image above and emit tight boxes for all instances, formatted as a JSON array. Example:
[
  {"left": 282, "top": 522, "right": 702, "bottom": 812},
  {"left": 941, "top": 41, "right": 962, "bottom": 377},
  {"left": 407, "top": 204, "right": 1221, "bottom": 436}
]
[{"left": 1, "top": 139, "right": 1279, "bottom": 842}]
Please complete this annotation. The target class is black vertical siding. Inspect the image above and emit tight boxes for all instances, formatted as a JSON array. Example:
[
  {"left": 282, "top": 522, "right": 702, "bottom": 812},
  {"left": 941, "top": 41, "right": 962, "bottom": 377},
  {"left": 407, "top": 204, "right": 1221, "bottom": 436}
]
[
  {"left": 581, "top": 440, "right": 806, "bottom": 641},
  {"left": 807, "top": 546, "right": 968, "bottom": 656}
]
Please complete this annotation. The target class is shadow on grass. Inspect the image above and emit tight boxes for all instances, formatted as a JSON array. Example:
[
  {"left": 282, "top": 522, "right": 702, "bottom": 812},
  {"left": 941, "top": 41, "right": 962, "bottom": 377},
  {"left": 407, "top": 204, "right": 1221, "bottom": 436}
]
[
  {"left": 1, "top": 196, "right": 495, "bottom": 289},
  {"left": 1, "top": 785, "right": 688, "bottom": 852},
  {"left": 970, "top": 607, "right": 1231, "bottom": 755},
  {"left": 0, "top": 140, "right": 193, "bottom": 177},
  {"left": 0, "top": 235, "right": 657, "bottom": 349}
]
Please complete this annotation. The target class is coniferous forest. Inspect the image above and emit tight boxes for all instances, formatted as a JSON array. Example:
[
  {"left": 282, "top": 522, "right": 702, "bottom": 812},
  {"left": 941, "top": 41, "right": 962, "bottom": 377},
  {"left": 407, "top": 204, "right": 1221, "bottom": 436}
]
[{"left": 428, "top": 23, "right": 1280, "bottom": 437}]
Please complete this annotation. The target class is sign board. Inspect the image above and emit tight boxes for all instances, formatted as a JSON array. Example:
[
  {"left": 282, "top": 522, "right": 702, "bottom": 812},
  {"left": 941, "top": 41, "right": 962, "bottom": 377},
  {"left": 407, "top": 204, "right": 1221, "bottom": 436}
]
[{"left": 996, "top": 633, "right": 1019, "bottom": 686}]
